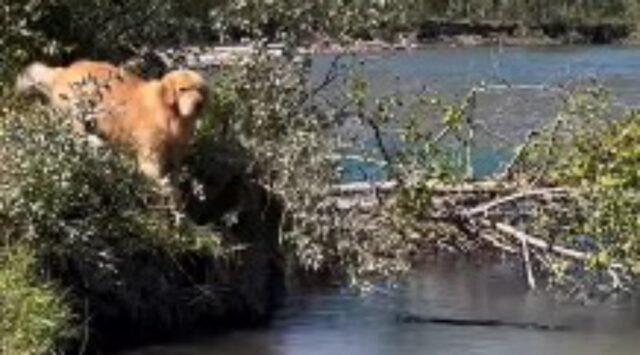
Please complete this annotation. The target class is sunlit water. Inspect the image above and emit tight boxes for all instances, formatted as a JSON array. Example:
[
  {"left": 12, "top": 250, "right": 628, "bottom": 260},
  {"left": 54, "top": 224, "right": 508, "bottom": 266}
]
[{"left": 123, "top": 46, "right": 640, "bottom": 355}]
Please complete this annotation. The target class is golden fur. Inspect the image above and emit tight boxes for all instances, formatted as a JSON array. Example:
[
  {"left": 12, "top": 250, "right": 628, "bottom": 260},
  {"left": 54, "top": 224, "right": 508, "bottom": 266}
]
[{"left": 16, "top": 60, "right": 207, "bottom": 180}]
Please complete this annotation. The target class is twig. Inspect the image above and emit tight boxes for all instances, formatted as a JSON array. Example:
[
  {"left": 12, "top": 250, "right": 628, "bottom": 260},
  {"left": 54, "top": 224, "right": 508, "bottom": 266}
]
[
  {"left": 465, "top": 89, "right": 477, "bottom": 179},
  {"left": 463, "top": 187, "right": 569, "bottom": 217},
  {"left": 331, "top": 180, "right": 398, "bottom": 194},
  {"left": 328, "top": 153, "right": 388, "bottom": 167},
  {"left": 432, "top": 126, "right": 451, "bottom": 144},
  {"left": 471, "top": 118, "right": 513, "bottom": 146},
  {"left": 77, "top": 298, "right": 90, "bottom": 355},
  {"left": 308, "top": 53, "right": 344, "bottom": 99},
  {"left": 478, "top": 231, "right": 518, "bottom": 254},
  {"left": 365, "top": 117, "right": 405, "bottom": 186},
  {"left": 608, "top": 268, "right": 623, "bottom": 291},
  {"left": 521, "top": 236, "right": 537, "bottom": 290},
  {"left": 531, "top": 110, "right": 568, "bottom": 185},
  {"left": 490, "top": 221, "right": 589, "bottom": 261},
  {"left": 498, "top": 129, "right": 539, "bottom": 180}
]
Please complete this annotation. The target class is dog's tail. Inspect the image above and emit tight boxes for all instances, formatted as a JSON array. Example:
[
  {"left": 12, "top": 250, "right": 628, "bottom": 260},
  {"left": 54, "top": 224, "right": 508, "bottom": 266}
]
[{"left": 15, "top": 62, "right": 61, "bottom": 98}]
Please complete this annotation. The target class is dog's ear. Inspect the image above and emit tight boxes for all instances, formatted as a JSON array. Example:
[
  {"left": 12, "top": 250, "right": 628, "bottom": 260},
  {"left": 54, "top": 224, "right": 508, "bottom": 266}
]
[{"left": 161, "top": 73, "right": 178, "bottom": 107}]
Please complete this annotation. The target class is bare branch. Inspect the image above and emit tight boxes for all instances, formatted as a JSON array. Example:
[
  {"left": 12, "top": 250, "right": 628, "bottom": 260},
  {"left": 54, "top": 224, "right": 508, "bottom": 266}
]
[
  {"left": 478, "top": 231, "right": 519, "bottom": 254},
  {"left": 490, "top": 221, "right": 589, "bottom": 261},
  {"left": 521, "top": 237, "right": 537, "bottom": 290},
  {"left": 463, "top": 187, "right": 569, "bottom": 217}
]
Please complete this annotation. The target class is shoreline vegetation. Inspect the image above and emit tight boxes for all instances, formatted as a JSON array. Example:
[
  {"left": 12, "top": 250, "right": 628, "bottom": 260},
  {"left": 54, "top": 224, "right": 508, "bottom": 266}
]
[
  {"left": 156, "top": 20, "right": 635, "bottom": 72},
  {"left": 0, "top": 103, "right": 286, "bottom": 354},
  {"left": 3, "top": 1, "right": 640, "bottom": 354},
  {"left": 156, "top": 21, "right": 637, "bottom": 69},
  {"left": 308, "top": 20, "right": 637, "bottom": 53}
]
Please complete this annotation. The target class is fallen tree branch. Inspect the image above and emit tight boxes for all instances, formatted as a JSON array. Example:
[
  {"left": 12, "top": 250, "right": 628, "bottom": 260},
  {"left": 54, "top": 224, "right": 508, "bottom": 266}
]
[
  {"left": 463, "top": 187, "right": 569, "bottom": 217},
  {"left": 489, "top": 221, "right": 589, "bottom": 261},
  {"left": 330, "top": 180, "right": 517, "bottom": 196},
  {"left": 478, "top": 231, "right": 519, "bottom": 254},
  {"left": 330, "top": 180, "right": 398, "bottom": 194}
]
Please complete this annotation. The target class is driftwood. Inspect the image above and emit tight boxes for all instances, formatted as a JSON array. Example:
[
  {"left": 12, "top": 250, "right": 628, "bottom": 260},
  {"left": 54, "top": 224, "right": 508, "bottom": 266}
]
[
  {"left": 491, "top": 222, "right": 588, "bottom": 260},
  {"left": 331, "top": 180, "right": 598, "bottom": 289}
]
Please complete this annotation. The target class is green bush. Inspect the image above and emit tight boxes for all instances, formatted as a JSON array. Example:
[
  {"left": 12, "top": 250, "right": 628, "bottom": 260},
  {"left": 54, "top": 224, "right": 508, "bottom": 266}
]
[
  {"left": 0, "top": 100, "right": 226, "bottom": 353},
  {"left": 513, "top": 85, "right": 640, "bottom": 294},
  {"left": 514, "top": 85, "right": 640, "bottom": 189},
  {"left": 0, "top": 99, "right": 224, "bottom": 248},
  {"left": 0, "top": 245, "right": 72, "bottom": 355}
]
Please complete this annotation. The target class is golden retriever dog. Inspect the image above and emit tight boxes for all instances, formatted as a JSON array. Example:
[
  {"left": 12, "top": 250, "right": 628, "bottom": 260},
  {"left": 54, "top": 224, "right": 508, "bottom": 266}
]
[{"left": 16, "top": 60, "right": 207, "bottom": 182}]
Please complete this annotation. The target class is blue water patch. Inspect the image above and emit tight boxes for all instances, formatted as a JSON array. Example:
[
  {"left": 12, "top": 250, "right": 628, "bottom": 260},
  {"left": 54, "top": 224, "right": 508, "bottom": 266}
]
[
  {"left": 471, "top": 145, "right": 514, "bottom": 178},
  {"left": 340, "top": 156, "right": 389, "bottom": 183},
  {"left": 339, "top": 145, "right": 514, "bottom": 183}
]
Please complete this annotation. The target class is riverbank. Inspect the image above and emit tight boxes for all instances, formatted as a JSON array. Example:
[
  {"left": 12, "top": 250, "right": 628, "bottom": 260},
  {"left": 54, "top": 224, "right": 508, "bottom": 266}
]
[
  {"left": 5, "top": 35, "right": 640, "bottom": 355},
  {"left": 119, "top": 258, "right": 640, "bottom": 355},
  {"left": 149, "top": 20, "right": 638, "bottom": 71},
  {"left": 0, "top": 104, "right": 286, "bottom": 354},
  {"left": 311, "top": 20, "right": 636, "bottom": 53}
]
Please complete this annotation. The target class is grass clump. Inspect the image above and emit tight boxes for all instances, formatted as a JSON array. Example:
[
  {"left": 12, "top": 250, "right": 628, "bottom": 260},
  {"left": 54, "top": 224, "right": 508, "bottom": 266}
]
[{"left": 0, "top": 245, "right": 73, "bottom": 355}]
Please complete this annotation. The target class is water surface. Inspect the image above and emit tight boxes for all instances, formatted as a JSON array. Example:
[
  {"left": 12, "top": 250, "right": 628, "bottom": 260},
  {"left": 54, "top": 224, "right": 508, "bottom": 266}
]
[
  {"left": 314, "top": 46, "right": 640, "bottom": 179},
  {"left": 127, "top": 46, "right": 640, "bottom": 354},
  {"left": 123, "top": 259, "right": 640, "bottom": 355}
]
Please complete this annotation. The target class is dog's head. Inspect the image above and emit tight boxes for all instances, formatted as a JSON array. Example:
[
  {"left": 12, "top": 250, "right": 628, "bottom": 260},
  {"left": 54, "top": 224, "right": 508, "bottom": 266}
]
[{"left": 161, "top": 70, "right": 207, "bottom": 119}]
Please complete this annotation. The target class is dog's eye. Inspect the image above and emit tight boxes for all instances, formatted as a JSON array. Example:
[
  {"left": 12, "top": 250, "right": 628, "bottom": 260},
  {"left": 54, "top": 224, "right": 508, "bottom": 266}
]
[{"left": 178, "top": 87, "right": 190, "bottom": 93}]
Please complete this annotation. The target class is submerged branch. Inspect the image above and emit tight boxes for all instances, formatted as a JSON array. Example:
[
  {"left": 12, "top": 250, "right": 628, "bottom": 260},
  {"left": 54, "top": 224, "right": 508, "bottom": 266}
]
[{"left": 397, "top": 312, "right": 569, "bottom": 331}]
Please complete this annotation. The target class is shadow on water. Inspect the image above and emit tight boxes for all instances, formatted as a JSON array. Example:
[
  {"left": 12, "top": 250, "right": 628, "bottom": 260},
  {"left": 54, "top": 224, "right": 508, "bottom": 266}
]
[{"left": 121, "top": 258, "right": 640, "bottom": 355}]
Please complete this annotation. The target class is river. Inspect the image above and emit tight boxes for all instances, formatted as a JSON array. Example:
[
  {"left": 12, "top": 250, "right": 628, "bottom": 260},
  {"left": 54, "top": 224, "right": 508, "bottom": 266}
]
[
  {"left": 314, "top": 45, "right": 640, "bottom": 179},
  {"left": 122, "top": 259, "right": 640, "bottom": 355},
  {"left": 122, "top": 46, "right": 640, "bottom": 355}
]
